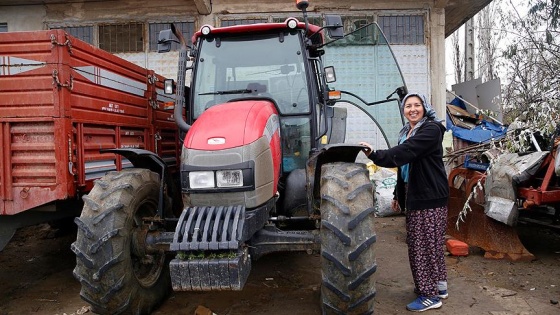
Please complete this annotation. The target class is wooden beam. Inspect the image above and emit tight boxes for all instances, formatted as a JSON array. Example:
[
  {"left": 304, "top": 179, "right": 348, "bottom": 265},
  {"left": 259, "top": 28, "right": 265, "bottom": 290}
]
[{"left": 193, "top": 0, "right": 211, "bottom": 15}]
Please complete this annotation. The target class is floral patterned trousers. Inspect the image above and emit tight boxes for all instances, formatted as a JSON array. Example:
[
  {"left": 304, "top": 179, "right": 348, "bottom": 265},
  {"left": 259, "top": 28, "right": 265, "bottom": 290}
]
[{"left": 406, "top": 206, "right": 448, "bottom": 298}]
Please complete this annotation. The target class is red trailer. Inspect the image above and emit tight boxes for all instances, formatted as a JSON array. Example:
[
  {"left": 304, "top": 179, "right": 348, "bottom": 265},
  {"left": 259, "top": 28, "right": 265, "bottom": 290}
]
[{"left": 0, "top": 29, "right": 179, "bottom": 250}]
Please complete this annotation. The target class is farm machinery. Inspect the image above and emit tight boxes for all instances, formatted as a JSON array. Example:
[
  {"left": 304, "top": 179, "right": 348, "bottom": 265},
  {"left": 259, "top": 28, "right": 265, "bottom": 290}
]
[
  {"left": 447, "top": 126, "right": 560, "bottom": 261},
  {"left": 0, "top": 29, "right": 177, "bottom": 251},
  {"left": 71, "top": 1, "right": 408, "bottom": 314}
]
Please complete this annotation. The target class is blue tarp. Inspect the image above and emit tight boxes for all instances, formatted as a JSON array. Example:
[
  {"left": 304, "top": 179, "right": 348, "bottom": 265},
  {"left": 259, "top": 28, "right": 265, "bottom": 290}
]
[
  {"left": 446, "top": 97, "right": 508, "bottom": 143},
  {"left": 446, "top": 116, "right": 507, "bottom": 143}
]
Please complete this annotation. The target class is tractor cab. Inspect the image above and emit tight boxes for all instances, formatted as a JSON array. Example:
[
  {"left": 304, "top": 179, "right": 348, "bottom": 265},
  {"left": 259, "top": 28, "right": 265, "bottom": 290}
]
[
  {"left": 189, "top": 24, "right": 316, "bottom": 173},
  {"left": 160, "top": 15, "right": 407, "bottom": 174}
]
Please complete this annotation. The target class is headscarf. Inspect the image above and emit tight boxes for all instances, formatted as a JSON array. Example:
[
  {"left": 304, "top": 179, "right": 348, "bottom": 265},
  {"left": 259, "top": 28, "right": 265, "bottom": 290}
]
[{"left": 397, "top": 93, "right": 442, "bottom": 140}]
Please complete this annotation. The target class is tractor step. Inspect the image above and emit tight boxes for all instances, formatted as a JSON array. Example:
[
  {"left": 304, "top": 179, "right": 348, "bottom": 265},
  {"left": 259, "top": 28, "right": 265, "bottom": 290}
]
[{"left": 170, "top": 249, "right": 251, "bottom": 291}]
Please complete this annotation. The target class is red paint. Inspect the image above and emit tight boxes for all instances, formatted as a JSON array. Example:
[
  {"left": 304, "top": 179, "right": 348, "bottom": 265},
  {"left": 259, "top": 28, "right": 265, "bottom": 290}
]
[
  {"left": 192, "top": 20, "right": 322, "bottom": 45},
  {"left": 0, "top": 30, "right": 178, "bottom": 215},
  {"left": 185, "top": 100, "right": 278, "bottom": 150},
  {"left": 184, "top": 100, "right": 281, "bottom": 191}
]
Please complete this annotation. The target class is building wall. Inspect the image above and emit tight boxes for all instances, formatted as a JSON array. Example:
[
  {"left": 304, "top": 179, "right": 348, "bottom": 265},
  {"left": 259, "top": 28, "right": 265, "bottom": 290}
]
[
  {"left": 0, "top": 0, "right": 447, "bottom": 133},
  {"left": 0, "top": 5, "right": 45, "bottom": 31}
]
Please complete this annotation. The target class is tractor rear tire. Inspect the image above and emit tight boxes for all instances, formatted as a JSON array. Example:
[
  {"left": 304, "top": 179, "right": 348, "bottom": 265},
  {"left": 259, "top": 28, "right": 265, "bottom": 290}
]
[
  {"left": 72, "top": 168, "right": 170, "bottom": 315},
  {"left": 320, "top": 162, "right": 377, "bottom": 315}
]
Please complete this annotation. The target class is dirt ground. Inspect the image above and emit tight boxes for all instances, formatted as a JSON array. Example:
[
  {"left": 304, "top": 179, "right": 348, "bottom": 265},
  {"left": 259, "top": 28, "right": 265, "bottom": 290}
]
[{"left": 0, "top": 215, "right": 559, "bottom": 315}]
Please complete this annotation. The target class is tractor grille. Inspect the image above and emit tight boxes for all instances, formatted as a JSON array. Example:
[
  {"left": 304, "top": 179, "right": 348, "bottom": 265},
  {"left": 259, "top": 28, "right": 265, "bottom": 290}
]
[{"left": 171, "top": 205, "right": 245, "bottom": 251}]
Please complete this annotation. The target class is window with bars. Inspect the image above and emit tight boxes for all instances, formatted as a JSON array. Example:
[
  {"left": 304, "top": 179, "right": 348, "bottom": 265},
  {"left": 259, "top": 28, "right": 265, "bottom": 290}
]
[
  {"left": 59, "top": 26, "right": 94, "bottom": 44},
  {"left": 149, "top": 22, "right": 195, "bottom": 51},
  {"left": 99, "top": 23, "right": 144, "bottom": 53},
  {"left": 378, "top": 15, "right": 424, "bottom": 45},
  {"left": 220, "top": 18, "right": 268, "bottom": 27},
  {"left": 0, "top": 23, "right": 7, "bottom": 32},
  {"left": 272, "top": 16, "right": 323, "bottom": 26},
  {"left": 342, "top": 15, "right": 375, "bottom": 43}
]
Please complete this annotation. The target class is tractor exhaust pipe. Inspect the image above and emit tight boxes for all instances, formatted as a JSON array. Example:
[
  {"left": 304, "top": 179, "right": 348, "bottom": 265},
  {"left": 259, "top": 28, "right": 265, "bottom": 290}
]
[{"left": 171, "top": 24, "right": 191, "bottom": 132}]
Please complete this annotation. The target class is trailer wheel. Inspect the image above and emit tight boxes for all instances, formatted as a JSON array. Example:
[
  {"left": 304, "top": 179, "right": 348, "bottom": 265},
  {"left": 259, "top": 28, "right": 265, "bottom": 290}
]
[
  {"left": 320, "top": 162, "right": 377, "bottom": 315},
  {"left": 72, "top": 168, "right": 170, "bottom": 315}
]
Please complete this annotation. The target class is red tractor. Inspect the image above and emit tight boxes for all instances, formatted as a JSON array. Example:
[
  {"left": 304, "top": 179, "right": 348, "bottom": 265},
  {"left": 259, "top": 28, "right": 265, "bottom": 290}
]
[{"left": 72, "top": 1, "right": 407, "bottom": 314}]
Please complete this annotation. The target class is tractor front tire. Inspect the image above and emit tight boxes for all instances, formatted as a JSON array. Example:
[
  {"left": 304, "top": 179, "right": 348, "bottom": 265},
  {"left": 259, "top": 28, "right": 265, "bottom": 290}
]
[
  {"left": 72, "top": 168, "right": 170, "bottom": 315},
  {"left": 320, "top": 162, "right": 377, "bottom": 314}
]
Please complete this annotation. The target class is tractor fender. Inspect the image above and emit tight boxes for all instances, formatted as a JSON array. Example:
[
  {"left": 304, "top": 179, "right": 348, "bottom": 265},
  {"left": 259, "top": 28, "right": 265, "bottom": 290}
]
[
  {"left": 100, "top": 148, "right": 174, "bottom": 217},
  {"left": 306, "top": 144, "right": 365, "bottom": 214}
]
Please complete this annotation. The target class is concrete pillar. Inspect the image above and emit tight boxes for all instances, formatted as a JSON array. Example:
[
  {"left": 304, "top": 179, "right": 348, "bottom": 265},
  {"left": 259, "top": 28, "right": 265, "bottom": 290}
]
[{"left": 429, "top": 5, "right": 447, "bottom": 119}]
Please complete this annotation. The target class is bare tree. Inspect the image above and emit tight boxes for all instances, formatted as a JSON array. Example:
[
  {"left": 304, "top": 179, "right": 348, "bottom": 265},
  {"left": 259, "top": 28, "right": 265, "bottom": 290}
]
[
  {"left": 451, "top": 32, "right": 463, "bottom": 84},
  {"left": 500, "top": 0, "right": 560, "bottom": 131},
  {"left": 476, "top": 1, "right": 504, "bottom": 82}
]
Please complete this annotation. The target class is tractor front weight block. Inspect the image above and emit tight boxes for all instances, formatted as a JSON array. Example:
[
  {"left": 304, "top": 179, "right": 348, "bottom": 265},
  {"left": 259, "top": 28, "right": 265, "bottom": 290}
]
[
  {"left": 170, "top": 248, "right": 251, "bottom": 291},
  {"left": 168, "top": 204, "right": 270, "bottom": 291}
]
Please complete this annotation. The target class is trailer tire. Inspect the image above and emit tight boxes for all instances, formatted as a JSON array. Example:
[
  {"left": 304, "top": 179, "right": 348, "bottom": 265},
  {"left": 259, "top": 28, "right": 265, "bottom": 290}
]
[
  {"left": 72, "top": 168, "right": 170, "bottom": 315},
  {"left": 320, "top": 162, "right": 377, "bottom": 315}
]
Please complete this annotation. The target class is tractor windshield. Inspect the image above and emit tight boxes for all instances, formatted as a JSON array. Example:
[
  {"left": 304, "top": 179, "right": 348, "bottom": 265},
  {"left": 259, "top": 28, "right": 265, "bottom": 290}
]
[
  {"left": 193, "top": 32, "right": 309, "bottom": 118},
  {"left": 322, "top": 22, "right": 406, "bottom": 149}
]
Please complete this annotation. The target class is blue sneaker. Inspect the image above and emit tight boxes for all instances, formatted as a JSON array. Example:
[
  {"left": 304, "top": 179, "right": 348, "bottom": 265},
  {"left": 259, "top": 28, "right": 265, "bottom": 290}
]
[{"left": 406, "top": 296, "right": 442, "bottom": 312}]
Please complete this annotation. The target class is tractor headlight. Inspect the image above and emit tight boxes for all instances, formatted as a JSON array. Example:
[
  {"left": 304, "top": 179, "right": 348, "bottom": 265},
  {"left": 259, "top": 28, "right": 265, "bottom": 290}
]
[
  {"left": 189, "top": 171, "right": 215, "bottom": 189},
  {"left": 181, "top": 161, "right": 255, "bottom": 192},
  {"left": 216, "top": 170, "right": 243, "bottom": 187}
]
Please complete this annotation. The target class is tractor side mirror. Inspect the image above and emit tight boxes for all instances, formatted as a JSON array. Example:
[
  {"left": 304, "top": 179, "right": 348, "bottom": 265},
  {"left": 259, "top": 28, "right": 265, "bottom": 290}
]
[
  {"left": 324, "top": 15, "right": 344, "bottom": 39},
  {"left": 157, "top": 29, "right": 178, "bottom": 53}
]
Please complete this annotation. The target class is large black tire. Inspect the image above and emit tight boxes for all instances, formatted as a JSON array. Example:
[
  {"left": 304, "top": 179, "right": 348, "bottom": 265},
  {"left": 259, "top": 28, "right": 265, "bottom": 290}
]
[
  {"left": 320, "top": 162, "right": 377, "bottom": 315},
  {"left": 72, "top": 168, "right": 170, "bottom": 315}
]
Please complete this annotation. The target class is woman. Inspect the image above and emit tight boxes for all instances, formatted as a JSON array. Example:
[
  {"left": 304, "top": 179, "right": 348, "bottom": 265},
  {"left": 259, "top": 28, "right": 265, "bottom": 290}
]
[{"left": 360, "top": 93, "right": 449, "bottom": 312}]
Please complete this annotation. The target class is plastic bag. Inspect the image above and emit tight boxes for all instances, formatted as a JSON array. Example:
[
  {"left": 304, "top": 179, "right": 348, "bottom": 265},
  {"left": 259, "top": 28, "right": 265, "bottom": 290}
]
[{"left": 370, "top": 167, "right": 400, "bottom": 217}]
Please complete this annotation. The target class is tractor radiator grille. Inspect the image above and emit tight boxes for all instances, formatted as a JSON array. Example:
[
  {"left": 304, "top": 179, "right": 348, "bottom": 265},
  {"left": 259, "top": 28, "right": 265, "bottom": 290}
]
[{"left": 171, "top": 205, "right": 245, "bottom": 251}]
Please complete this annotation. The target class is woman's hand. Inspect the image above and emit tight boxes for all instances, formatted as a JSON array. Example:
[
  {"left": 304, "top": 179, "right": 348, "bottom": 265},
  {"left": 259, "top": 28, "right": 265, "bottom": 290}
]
[
  {"left": 391, "top": 199, "right": 401, "bottom": 212},
  {"left": 359, "top": 141, "right": 373, "bottom": 155}
]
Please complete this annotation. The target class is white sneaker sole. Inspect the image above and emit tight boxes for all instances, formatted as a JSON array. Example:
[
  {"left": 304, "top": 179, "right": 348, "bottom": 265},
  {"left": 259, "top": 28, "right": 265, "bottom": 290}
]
[{"left": 407, "top": 301, "right": 443, "bottom": 312}]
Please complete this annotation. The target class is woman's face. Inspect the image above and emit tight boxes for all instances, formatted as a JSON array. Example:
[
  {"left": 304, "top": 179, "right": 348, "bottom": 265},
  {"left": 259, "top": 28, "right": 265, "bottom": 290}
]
[{"left": 403, "top": 96, "right": 425, "bottom": 126}]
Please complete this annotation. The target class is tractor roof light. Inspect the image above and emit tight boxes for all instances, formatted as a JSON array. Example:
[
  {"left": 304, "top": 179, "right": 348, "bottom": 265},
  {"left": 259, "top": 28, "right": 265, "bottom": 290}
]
[
  {"left": 200, "top": 25, "right": 212, "bottom": 36},
  {"left": 286, "top": 18, "right": 299, "bottom": 29}
]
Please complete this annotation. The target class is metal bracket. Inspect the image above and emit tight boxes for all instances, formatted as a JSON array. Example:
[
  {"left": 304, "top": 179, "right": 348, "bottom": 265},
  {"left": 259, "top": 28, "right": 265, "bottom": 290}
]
[
  {"left": 52, "top": 70, "right": 73, "bottom": 90},
  {"left": 50, "top": 33, "right": 73, "bottom": 53},
  {"left": 154, "top": 132, "right": 161, "bottom": 154},
  {"left": 148, "top": 74, "right": 158, "bottom": 84}
]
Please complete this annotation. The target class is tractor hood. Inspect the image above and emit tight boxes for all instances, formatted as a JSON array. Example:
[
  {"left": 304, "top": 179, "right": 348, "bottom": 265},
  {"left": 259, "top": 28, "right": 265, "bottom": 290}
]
[{"left": 184, "top": 99, "right": 280, "bottom": 151}]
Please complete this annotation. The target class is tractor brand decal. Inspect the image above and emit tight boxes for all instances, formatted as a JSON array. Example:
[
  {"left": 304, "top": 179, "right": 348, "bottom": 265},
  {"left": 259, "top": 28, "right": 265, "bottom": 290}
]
[
  {"left": 263, "top": 114, "right": 280, "bottom": 142},
  {"left": 207, "top": 137, "right": 226, "bottom": 145},
  {"left": 74, "top": 66, "right": 147, "bottom": 97},
  {"left": 0, "top": 56, "right": 46, "bottom": 76}
]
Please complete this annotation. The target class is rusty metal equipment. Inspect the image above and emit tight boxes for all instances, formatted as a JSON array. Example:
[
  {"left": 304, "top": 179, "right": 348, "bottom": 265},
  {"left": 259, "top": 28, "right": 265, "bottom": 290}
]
[
  {"left": 448, "top": 142, "right": 560, "bottom": 261},
  {"left": 448, "top": 167, "right": 535, "bottom": 261}
]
